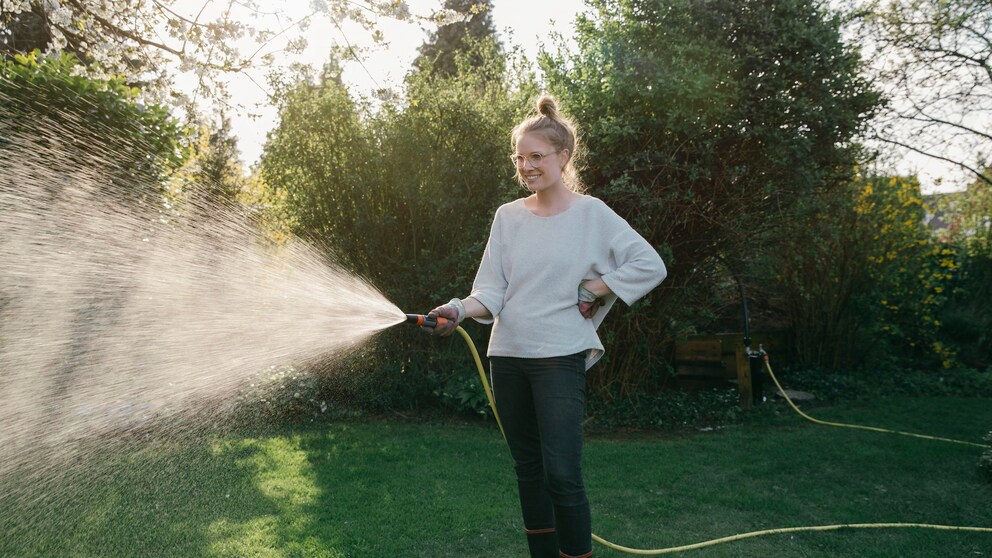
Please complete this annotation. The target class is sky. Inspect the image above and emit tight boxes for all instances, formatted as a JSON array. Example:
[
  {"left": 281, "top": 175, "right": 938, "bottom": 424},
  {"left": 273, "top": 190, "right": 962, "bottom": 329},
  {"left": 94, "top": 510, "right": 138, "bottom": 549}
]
[{"left": 173, "top": 0, "right": 962, "bottom": 192}]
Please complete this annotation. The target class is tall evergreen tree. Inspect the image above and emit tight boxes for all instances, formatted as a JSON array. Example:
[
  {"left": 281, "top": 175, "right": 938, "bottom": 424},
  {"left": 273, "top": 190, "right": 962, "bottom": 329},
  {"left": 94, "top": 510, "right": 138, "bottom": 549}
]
[{"left": 415, "top": 1, "right": 499, "bottom": 77}]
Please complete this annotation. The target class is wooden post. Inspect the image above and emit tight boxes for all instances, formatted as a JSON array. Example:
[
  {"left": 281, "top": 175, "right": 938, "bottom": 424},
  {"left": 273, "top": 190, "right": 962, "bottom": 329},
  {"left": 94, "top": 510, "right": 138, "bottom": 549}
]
[{"left": 736, "top": 344, "right": 752, "bottom": 411}]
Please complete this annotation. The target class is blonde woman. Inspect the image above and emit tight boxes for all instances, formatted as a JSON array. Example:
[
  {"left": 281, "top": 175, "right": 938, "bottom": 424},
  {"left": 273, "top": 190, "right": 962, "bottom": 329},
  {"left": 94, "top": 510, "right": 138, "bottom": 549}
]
[{"left": 428, "top": 94, "right": 667, "bottom": 558}]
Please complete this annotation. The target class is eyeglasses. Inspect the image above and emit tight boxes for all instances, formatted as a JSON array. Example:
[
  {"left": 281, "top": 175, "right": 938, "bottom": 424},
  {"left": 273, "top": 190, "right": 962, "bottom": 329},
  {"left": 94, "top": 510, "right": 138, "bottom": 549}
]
[{"left": 510, "top": 150, "right": 561, "bottom": 167}]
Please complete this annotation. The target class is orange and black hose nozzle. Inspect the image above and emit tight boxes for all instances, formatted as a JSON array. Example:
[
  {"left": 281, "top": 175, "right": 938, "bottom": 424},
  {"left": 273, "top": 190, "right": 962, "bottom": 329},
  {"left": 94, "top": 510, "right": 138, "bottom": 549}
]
[{"left": 404, "top": 313, "right": 450, "bottom": 330}]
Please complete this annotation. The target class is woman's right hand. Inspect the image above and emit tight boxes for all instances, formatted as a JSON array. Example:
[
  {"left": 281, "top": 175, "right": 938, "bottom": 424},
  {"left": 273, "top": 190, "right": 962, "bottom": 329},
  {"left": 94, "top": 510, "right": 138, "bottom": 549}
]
[{"left": 425, "top": 299, "right": 464, "bottom": 336}]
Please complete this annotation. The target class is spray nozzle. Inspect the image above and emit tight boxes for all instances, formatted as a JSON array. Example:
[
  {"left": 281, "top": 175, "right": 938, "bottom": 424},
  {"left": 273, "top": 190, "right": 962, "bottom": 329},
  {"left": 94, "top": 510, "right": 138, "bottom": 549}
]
[{"left": 404, "top": 313, "right": 450, "bottom": 330}]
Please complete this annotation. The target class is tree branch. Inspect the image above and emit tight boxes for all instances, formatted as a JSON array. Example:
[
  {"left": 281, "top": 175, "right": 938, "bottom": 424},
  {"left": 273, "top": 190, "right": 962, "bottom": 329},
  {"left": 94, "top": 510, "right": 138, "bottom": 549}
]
[
  {"left": 63, "top": 0, "right": 185, "bottom": 57},
  {"left": 243, "top": 12, "right": 315, "bottom": 67},
  {"left": 903, "top": 98, "right": 992, "bottom": 142},
  {"left": 874, "top": 134, "right": 992, "bottom": 187}
]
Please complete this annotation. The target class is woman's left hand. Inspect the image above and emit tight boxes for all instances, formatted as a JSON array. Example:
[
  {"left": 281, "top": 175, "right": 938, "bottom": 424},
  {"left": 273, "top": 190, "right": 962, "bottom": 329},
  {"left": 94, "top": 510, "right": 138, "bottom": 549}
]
[
  {"left": 579, "top": 298, "right": 603, "bottom": 319},
  {"left": 578, "top": 282, "right": 603, "bottom": 319}
]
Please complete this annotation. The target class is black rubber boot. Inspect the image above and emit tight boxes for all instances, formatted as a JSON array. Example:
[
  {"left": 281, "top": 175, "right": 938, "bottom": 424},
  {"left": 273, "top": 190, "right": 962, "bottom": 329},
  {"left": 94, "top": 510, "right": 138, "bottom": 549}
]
[
  {"left": 525, "top": 527, "right": 558, "bottom": 558},
  {"left": 554, "top": 503, "right": 592, "bottom": 558}
]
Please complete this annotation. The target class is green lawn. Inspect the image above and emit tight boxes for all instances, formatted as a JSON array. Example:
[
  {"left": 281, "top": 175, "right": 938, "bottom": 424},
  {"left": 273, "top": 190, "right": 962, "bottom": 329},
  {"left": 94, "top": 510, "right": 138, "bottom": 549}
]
[{"left": 1, "top": 396, "right": 990, "bottom": 557}]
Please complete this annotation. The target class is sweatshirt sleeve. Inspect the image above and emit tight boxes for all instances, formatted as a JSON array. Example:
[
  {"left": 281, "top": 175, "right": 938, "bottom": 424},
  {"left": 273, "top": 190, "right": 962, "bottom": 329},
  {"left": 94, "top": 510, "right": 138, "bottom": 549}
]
[
  {"left": 468, "top": 210, "right": 508, "bottom": 325},
  {"left": 599, "top": 226, "right": 668, "bottom": 306}
]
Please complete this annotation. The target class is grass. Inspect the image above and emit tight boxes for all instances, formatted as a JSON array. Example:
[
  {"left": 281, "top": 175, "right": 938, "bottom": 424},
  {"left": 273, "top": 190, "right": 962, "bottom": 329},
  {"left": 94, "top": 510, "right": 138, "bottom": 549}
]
[{"left": 1, "top": 396, "right": 990, "bottom": 557}]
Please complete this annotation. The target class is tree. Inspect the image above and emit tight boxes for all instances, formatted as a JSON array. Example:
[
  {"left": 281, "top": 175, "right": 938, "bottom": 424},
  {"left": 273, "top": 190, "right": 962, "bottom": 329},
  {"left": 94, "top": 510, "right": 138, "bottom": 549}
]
[
  {"left": 414, "top": 1, "right": 499, "bottom": 77},
  {"left": 937, "top": 168, "right": 992, "bottom": 366},
  {"left": 773, "top": 175, "right": 957, "bottom": 368},
  {"left": 257, "top": 59, "right": 374, "bottom": 272},
  {"left": 259, "top": 40, "right": 537, "bottom": 412},
  {"left": 853, "top": 0, "right": 992, "bottom": 188},
  {"left": 169, "top": 116, "right": 248, "bottom": 209},
  {"left": 0, "top": 0, "right": 464, "bottom": 106},
  {"left": 543, "top": 0, "right": 881, "bottom": 387}
]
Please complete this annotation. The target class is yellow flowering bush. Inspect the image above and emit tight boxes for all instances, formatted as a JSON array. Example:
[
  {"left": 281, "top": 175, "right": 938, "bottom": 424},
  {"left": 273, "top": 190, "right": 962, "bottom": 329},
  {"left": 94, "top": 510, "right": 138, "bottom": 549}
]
[
  {"left": 774, "top": 174, "right": 957, "bottom": 368},
  {"left": 855, "top": 176, "right": 958, "bottom": 367}
]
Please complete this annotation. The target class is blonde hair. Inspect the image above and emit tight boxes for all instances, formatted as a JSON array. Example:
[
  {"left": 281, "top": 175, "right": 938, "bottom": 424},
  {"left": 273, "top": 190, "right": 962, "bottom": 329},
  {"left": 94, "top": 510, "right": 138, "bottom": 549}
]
[{"left": 511, "top": 94, "right": 585, "bottom": 192}]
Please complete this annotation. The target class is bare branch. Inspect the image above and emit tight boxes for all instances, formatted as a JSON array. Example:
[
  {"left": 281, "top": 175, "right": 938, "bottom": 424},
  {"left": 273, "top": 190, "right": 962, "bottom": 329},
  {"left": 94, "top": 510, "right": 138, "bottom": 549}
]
[
  {"left": 243, "top": 12, "right": 316, "bottom": 68},
  {"left": 329, "top": 14, "right": 380, "bottom": 88},
  {"left": 151, "top": 0, "right": 205, "bottom": 28},
  {"left": 875, "top": 134, "right": 992, "bottom": 187}
]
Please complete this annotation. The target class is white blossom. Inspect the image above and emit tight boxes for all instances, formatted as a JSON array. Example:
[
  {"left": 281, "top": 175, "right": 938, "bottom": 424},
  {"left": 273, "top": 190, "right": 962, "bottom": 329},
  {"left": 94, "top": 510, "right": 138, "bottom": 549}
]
[
  {"left": 430, "top": 7, "right": 472, "bottom": 26},
  {"left": 49, "top": 29, "right": 67, "bottom": 52},
  {"left": 2, "top": 0, "right": 32, "bottom": 15},
  {"left": 48, "top": 4, "right": 73, "bottom": 27}
]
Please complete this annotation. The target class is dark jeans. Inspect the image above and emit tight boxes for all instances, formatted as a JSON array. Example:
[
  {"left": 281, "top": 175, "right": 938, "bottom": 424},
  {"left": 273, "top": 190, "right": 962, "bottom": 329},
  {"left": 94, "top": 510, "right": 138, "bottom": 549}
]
[{"left": 490, "top": 353, "right": 593, "bottom": 558}]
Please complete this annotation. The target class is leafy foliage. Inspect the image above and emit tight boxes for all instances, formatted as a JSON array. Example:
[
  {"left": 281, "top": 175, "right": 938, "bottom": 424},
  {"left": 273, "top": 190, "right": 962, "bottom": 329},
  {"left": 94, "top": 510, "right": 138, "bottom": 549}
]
[
  {"left": 936, "top": 171, "right": 992, "bottom": 367},
  {"left": 166, "top": 117, "right": 250, "bottom": 212},
  {"left": 859, "top": 179, "right": 959, "bottom": 367},
  {"left": 587, "top": 387, "right": 741, "bottom": 430},
  {"left": 781, "top": 364, "right": 992, "bottom": 402},
  {"left": 0, "top": 50, "right": 184, "bottom": 203},
  {"left": 234, "top": 365, "right": 324, "bottom": 422},
  {"left": 773, "top": 175, "right": 957, "bottom": 368},
  {"left": 257, "top": 61, "right": 374, "bottom": 271}
]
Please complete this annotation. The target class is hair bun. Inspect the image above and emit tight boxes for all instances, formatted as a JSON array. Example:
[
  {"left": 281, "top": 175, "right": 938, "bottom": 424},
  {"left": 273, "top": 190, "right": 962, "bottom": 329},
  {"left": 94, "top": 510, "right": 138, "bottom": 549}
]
[{"left": 535, "top": 94, "right": 559, "bottom": 119}]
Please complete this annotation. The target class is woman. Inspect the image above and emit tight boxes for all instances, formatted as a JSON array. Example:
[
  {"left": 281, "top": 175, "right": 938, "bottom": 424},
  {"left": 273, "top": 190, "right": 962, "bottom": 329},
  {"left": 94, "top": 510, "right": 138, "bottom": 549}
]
[{"left": 427, "top": 94, "right": 666, "bottom": 558}]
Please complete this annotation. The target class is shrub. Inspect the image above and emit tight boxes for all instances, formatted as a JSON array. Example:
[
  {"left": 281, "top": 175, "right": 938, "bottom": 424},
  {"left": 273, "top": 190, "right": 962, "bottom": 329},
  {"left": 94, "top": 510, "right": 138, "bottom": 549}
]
[
  {"left": 586, "top": 387, "right": 741, "bottom": 430},
  {"left": 940, "top": 184, "right": 992, "bottom": 368},
  {"left": 776, "top": 365, "right": 992, "bottom": 401},
  {"left": 0, "top": 50, "right": 184, "bottom": 200},
  {"left": 235, "top": 365, "right": 324, "bottom": 421},
  {"left": 769, "top": 175, "right": 958, "bottom": 369}
]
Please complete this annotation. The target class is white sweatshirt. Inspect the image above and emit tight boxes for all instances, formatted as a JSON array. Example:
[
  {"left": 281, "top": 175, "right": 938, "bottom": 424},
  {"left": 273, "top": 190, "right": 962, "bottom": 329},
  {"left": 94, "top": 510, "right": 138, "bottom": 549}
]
[{"left": 468, "top": 195, "right": 667, "bottom": 369}]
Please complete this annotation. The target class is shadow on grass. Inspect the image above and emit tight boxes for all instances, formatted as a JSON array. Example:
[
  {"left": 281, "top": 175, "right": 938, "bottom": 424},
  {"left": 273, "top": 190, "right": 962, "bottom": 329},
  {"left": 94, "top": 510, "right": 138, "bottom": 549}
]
[
  {"left": 0, "top": 419, "right": 519, "bottom": 558},
  {"left": 0, "top": 424, "right": 297, "bottom": 557}
]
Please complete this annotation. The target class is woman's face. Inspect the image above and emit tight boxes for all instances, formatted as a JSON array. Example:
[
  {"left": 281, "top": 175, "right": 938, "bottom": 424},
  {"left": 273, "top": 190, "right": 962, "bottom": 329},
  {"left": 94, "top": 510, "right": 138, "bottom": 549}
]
[{"left": 514, "top": 132, "right": 568, "bottom": 193}]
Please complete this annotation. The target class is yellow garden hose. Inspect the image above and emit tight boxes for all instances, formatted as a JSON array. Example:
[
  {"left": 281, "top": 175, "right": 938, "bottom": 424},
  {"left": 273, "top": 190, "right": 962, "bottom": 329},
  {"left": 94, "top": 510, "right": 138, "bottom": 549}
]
[
  {"left": 589, "top": 523, "right": 992, "bottom": 555},
  {"left": 453, "top": 326, "right": 992, "bottom": 554},
  {"left": 456, "top": 326, "right": 505, "bottom": 441},
  {"left": 762, "top": 354, "right": 991, "bottom": 449}
]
